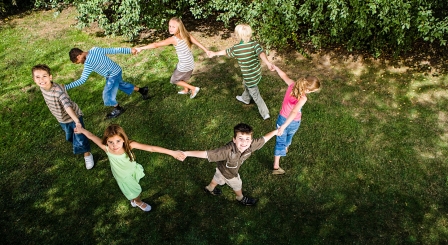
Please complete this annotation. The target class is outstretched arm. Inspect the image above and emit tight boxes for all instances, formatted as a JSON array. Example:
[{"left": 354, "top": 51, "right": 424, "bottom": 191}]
[
  {"left": 259, "top": 52, "right": 274, "bottom": 71},
  {"left": 74, "top": 127, "right": 106, "bottom": 151},
  {"left": 209, "top": 49, "right": 226, "bottom": 58},
  {"left": 190, "top": 35, "right": 209, "bottom": 54},
  {"left": 262, "top": 129, "right": 279, "bottom": 142},
  {"left": 273, "top": 65, "right": 295, "bottom": 86},
  {"left": 182, "top": 151, "right": 208, "bottom": 159},
  {"left": 130, "top": 142, "right": 186, "bottom": 161},
  {"left": 135, "top": 37, "right": 176, "bottom": 53}
]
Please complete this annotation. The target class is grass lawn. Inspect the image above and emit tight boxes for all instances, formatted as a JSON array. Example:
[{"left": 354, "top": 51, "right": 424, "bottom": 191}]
[{"left": 1, "top": 7, "right": 448, "bottom": 245}]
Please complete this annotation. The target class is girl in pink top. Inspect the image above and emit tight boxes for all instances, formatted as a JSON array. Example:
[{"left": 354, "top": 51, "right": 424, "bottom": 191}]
[{"left": 272, "top": 65, "right": 321, "bottom": 175}]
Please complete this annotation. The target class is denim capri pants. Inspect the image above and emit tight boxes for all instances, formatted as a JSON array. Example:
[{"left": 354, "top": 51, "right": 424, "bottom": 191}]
[{"left": 274, "top": 114, "right": 301, "bottom": 156}]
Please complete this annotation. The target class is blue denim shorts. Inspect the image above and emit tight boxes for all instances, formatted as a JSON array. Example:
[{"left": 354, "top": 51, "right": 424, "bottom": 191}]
[
  {"left": 274, "top": 114, "right": 301, "bottom": 156},
  {"left": 59, "top": 116, "right": 91, "bottom": 154}
]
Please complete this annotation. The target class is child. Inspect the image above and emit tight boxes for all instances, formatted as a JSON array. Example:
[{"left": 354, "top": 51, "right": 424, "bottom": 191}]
[
  {"left": 135, "top": 17, "right": 210, "bottom": 99},
  {"left": 32, "top": 64, "right": 94, "bottom": 170},
  {"left": 182, "top": 123, "right": 277, "bottom": 206},
  {"left": 271, "top": 65, "right": 320, "bottom": 175},
  {"left": 75, "top": 124, "right": 186, "bottom": 212},
  {"left": 209, "top": 24, "right": 274, "bottom": 120},
  {"left": 66, "top": 47, "right": 149, "bottom": 119}
]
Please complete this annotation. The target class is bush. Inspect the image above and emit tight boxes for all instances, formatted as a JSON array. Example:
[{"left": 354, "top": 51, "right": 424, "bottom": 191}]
[{"left": 31, "top": 0, "right": 448, "bottom": 56}]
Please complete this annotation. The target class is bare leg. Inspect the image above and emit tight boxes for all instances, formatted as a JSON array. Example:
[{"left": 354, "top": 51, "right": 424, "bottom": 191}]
[
  {"left": 176, "top": 81, "right": 196, "bottom": 93},
  {"left": 206, "top": 179, "right": 219, "bottom": 191},
  {"left": 84, "top": 152, "right": 91, "bottom": 157},
  {"left": 273, "top": 155, "right": 281, "bottom": 169},
  {"left": 234, "top": 189, "right": 243, "bottom": 200}
]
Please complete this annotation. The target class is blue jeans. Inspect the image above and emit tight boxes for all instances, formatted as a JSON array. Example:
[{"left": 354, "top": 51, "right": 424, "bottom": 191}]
[
  {"left": 274, "top": 115, "right": 301, "bottom": 157},
  {"left": 103, "top": 71, "right": 135, "bottom": 106},
  {"left": 59, "top": 116, "right": 91, "bottom": 154}
]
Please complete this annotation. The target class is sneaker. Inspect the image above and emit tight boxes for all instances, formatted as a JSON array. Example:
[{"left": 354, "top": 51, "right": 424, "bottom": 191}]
[
  {"left": 106, "top": 107, "right": 125, "bottom": 119},
  {"left": 204, "top": 186, "right": 222, "bottom": 195},
  {"left": 263, "top": 114, "right": 270, "bottom": 120},
  {"left": 190, "top": 87, "right": 200, "bottom": 99},
  {"left": 84, "top": 153, "right": 94, "bottom": 170},
  {"left": 272, "top": 167, "right": 285, "bottom": 175},
  {"left": 236, "top": 96, "right": 249, "bottom": 105},
  {"left": 178, "top": 90, "right": 189, "bottom": 95},
  {"left": 238, "top": 196, "right": 258, "bottom": 206},
  {"left": 139, "top": 86, "right": 149, "bottom": 100}
]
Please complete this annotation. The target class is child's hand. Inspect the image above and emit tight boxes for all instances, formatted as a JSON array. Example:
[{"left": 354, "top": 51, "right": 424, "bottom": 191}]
[
  {"left": 206, "top": 51, "right": 214, "bottom": 58},
  {"left": 267, "top": 62, "right": 275, "bottom": 71},
  {"left": 135, "top": 47, "right": 143, "bottom": 54},
  {"left": 276, "top": 125, "right": 285, "bottom": 136},
  {"left": 174, "top": 151, "right": 186, "bottom": 161},
  {"left": 131, "top": 47, "right": 138, "bottom": 55}
]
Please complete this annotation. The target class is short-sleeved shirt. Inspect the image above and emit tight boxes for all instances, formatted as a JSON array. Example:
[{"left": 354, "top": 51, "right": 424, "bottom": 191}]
[
  {"left": 40, "top": 82, "right": 83, "bottom": 123},
  {"left": 226, "top": 41, "right": 263, "bottom": 87},
  {"left": 206, "top": 137, "right": 266, "bottom": 179},
  {"left": 279, "top": 82, "right": 305, "bottom": 121}
]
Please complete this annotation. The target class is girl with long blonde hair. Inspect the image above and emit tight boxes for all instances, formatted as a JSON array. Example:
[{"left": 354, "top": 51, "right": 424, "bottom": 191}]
[
  {"left": 136, "top": 17, "right": 210, "bottom": 99},
  {"left": 271, "top": 66, "right": 321, "bottom": 175}
]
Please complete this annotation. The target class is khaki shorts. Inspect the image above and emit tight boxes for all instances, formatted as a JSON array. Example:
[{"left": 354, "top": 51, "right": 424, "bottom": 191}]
[
  {"left": 170, "top": 67, "right": 193, "bottom": 84},
  {"left": 213, "top": 168, "right": 242, "bottom": 191}
]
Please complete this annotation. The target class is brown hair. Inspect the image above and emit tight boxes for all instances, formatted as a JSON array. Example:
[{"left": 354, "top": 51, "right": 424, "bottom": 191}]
[
  {"left": 31, "top": 64, "right": 51, "bottom": 76},
  {"left": 102, "top": 124, "right": 135, "bottom": 162},
  {"left": 170, "top": 17, "right": 192, "bottom": 49},
  {"left": 233, "top": 123, "right": 253, "bottom": 138},
  {"left": 291, "top": 76, "right": 321, "bottom": 98}
]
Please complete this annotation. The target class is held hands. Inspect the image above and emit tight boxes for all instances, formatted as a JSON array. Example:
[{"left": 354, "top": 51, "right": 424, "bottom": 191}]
[
  {"left": 206, "top": 51, "right": 215, "bottom": 58},
  {"left": 131, "top": 47, "right": 138, "bottom": 55},
  {"left": 173, "top": 151, "right": 186, "bottom": 161},
  {"left": 266, "top": 62, "right": 275, "bottom": 71},
  {"left": 276, "top": 125, "right": 285, "bottom": 136}
]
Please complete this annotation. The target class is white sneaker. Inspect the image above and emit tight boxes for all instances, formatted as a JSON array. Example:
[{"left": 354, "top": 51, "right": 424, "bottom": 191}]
[
  {"left": 84, "top": 153, "right": 94, "bottom": 170},
  {"left": 190, "top": 87, "right": 200, "bottom": 99},
  {"left": 236, "top": 96, "right": 249, "bottom": 105}
]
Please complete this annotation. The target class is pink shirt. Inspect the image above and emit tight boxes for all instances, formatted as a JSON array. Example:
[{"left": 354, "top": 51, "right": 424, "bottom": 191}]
[{"left": 279, "top": 83, "right": 305, "bottom": 121}]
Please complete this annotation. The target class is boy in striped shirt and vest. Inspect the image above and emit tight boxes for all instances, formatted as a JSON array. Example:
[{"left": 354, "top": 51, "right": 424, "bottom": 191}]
[
  {"left": 210, "top": 24, "right": 274, "bottom": 120},
  {"left": 32, "top": 64, "right": 94, "bottom": 169},
  {"left": 66, "top": 47, "right": 149, "bottom": 119}
]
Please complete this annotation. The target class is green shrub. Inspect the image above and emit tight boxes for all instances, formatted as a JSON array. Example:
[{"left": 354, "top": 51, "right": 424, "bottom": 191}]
[{"left": 31, "top": 0, "right": 448, "bottom": 56}]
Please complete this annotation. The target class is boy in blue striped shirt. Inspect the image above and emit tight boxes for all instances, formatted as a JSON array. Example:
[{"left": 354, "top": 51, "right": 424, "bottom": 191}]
[{"left": 66, "top": 47, "right": 149, "bottom": 119}]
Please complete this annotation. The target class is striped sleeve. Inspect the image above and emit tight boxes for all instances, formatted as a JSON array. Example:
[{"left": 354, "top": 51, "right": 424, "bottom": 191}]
[{"left": 65, "top": 64, "right": 94, "bottom": 90}]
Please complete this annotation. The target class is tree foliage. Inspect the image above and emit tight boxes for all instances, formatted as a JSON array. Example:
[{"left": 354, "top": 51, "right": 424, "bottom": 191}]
[{"left": 31, "top": 0, "right": 448, "bottom": 56}]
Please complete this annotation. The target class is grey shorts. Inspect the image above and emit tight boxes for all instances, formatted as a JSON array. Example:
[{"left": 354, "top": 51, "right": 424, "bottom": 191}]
[
  {"left": 170, "top": 68, "right": 193, "bottom": 84},
  {"left": 213, "top": 168, "right": 242, "bottom": 191}
]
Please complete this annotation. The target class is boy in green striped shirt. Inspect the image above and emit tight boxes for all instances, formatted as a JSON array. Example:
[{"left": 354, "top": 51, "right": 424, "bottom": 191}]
[{"left": 210, "top": 24, "right": 274, "bottom": 120}]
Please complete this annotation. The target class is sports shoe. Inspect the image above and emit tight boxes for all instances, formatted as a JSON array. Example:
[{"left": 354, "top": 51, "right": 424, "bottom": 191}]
[
  {"left": 106, "top": 107, "right": 125, "bottom": 119},
  {"left": 190, "top": 87, "right": 200, "bottom": 99},
  {"left": 236, "top": 96, "right": 249, "bottom": 105},
  {"left": 84, "top": 153, "right": 94, "bottom": 170},
  {"left": 238, "top": 196, "right": 258, "bottom": 206},
  {"left": 139, "top": 86, "right": 149, "bottom": 100},
  {"left": 178, "top": 90, "right": 189, "bottom": 95},
  {"left": 272, "top": 167, "right": 285, "bottom": 175},
  {"left": 204, "top": 186, "right": 222, "bottom": 195}
]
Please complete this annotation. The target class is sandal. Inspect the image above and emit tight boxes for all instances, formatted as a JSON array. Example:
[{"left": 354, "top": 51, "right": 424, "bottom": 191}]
[{"left": 131, "top": 200, "right": 151, "bottom": 211}]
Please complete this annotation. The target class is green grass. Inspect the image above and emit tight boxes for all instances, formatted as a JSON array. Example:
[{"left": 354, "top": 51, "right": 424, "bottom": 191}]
[{"left": 2, "top": 8, "right": 448, "bottom": 245}]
